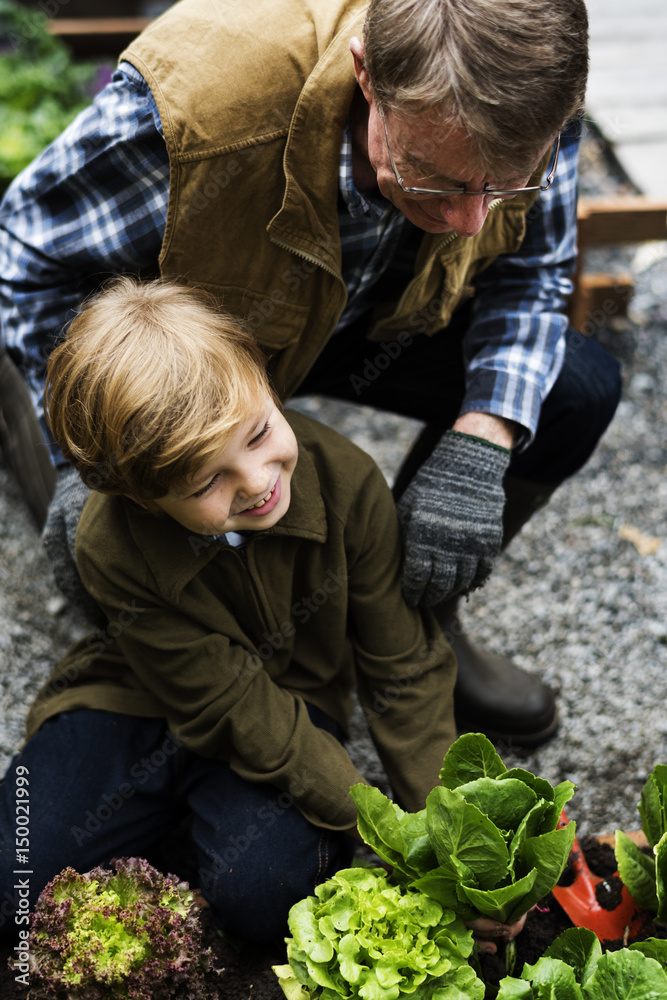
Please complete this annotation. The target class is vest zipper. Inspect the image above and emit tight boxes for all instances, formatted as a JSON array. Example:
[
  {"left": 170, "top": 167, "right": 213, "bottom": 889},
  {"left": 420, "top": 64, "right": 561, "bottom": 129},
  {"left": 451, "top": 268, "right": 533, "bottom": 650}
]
[{"left": 269, "top": 235, "right": 348, "bottom": 389}]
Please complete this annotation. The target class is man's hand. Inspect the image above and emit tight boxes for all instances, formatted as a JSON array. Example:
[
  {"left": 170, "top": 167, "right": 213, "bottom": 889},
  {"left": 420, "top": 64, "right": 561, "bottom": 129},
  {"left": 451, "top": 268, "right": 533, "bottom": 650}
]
[
  {"left": 41, "top": 466, "right": 105, "bottom": 625},
  {"left": 396, "top": 429, "right": 511, "bottom": 607}
]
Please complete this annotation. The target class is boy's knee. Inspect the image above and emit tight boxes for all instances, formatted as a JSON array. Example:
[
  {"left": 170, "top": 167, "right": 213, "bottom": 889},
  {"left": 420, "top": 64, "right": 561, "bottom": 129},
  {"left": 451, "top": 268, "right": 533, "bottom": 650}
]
[{"left": 197, "top": 828, "right": 352, "bottom": 942}]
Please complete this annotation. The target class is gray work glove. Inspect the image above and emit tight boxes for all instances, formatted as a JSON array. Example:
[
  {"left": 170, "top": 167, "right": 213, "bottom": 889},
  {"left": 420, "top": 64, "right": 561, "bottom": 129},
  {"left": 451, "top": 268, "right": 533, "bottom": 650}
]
[
  {"left": 396, "top": 430, "right": 511, "bottom": 607},
  {"left": 42, "top": 465, "right": 105, "bottom": 626}
]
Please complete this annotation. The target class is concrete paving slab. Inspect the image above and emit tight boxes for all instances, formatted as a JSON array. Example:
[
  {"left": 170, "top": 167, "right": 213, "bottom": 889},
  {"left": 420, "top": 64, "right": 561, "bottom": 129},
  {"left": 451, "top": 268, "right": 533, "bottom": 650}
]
[
  {"left": 586, "top": 1, "right": 667, "bottom": 195},
  {"left": 585, "top": 107, "right": 667, "bottom": 147},
  {"left": 612, "top": 141, "right": 667, "bottom": 198}
]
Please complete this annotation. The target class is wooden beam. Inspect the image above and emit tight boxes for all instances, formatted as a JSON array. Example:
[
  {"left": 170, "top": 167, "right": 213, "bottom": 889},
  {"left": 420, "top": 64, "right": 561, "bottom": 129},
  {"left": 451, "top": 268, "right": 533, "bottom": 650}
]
[
  {"left": 569, "top": 273, "right": 634, "bottom": 333},
  {"left": 578, "top": 197, "right": 667, "bottom": 247},
  {"left": 570, "top": 196, "right": 667, "bottom": 328},
  {"left": 48, "top": 18, "right": 152, "bottom": 36}
]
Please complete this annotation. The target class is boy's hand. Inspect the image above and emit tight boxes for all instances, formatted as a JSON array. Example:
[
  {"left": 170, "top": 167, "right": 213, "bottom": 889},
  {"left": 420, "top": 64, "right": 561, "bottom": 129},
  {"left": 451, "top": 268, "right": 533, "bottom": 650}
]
[
  {"left": 344, "top": 824, "right": 365, "bottom": 843},
  {"left": 466, "top": 911, "right": 529, "bottom": 955}
]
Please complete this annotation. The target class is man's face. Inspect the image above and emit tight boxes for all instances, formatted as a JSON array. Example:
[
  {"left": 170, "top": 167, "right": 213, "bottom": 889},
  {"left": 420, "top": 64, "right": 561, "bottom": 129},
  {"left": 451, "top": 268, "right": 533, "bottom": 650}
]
[
  {"left": 350, "top": 39, "right": 544, "bottom": 238},
  {"left": 151, "top": 395, "right": 299, "bottom": 536}
]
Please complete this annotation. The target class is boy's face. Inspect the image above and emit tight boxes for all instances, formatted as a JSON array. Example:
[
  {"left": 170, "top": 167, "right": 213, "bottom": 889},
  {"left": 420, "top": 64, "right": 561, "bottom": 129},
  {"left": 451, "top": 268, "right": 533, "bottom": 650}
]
[{"left": 152, "top": 396, "right": 298, "bottom": 536}]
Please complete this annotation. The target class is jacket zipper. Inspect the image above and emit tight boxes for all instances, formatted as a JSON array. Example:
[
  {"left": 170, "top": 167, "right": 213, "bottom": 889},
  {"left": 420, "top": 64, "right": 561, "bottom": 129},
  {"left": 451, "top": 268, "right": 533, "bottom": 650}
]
[{"left": 225, "top": 540, "right": 279, "bottom": 646}]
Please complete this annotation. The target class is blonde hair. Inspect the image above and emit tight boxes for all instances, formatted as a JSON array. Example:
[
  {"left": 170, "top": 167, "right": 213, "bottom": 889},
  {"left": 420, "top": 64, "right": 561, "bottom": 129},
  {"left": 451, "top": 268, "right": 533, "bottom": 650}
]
[
  {"left": 45, "top": 277, "right": 275, "bottom": 500},
  {"left": 363, "top": 0, "right": 589, "bottom": 171}
]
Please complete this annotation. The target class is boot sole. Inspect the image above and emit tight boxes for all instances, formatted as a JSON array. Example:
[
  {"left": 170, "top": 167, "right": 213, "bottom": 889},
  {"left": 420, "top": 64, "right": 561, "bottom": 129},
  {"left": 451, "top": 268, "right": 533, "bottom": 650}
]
[{"left": 454, "top": 707, "right": 559, "bottom": 749}]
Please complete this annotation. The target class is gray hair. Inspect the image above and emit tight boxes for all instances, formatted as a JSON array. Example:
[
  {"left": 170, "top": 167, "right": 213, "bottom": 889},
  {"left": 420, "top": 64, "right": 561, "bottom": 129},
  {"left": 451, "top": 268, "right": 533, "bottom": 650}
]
[{"left": 363, "top": 0, "right": 588, "bottom": 170}]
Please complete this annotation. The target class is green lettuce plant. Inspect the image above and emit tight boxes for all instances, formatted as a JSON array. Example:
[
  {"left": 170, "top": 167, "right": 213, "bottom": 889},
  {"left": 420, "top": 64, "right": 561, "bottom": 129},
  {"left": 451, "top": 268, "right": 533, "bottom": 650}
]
[
  {"left": 273, "top": 866, "right": 485, "bottom": 1000},
  {"left": 351, "top": 733, "right": 576, "bottom": 925},
  {"left": 615, "top": 763, "right": 667, "bottom": 921},
  {"left": 496, "top": 926, "right": 667, "bottom": 999},
  {"left": 27, "top": 857, "right": 217, "bottom": 999}
]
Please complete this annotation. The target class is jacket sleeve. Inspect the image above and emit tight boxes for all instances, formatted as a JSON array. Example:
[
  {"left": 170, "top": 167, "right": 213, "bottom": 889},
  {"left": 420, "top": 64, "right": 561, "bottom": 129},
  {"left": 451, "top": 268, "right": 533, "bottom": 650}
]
[
  {"left": 460, "top": 119, "right": 581, "bottom": 448},
  {"left": 343, "top": 461, "right": 458, "bottom": 812}
]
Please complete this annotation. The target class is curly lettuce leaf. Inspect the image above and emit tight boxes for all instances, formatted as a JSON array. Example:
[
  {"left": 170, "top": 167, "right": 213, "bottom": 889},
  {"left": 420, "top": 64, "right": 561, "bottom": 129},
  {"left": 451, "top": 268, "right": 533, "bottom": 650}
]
[
  {"left": 27, "top": 857, "right": 214, "bottom": 999},
  {"left": 277, "top": 868, "right": 483, "bottom": 1000}
]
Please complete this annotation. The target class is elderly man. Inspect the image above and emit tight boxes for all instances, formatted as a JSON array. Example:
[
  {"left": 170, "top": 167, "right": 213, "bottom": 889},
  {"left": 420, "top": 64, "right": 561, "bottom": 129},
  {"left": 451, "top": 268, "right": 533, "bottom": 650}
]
[{"left": 0, "top": 0, "right": 621, "bottom": 746}]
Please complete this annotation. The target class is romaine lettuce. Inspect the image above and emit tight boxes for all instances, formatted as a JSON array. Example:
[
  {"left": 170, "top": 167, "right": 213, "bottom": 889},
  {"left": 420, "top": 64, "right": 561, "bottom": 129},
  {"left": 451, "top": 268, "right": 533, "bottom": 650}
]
[
  {"left": 496, "top": 926, "right": 667, "bottom": 999},
  {"left": 615, "top": 763, "right": 667, "bottom": 921},
  {"left": 351, "top": 733, "right": 576, "bottom": 925}
]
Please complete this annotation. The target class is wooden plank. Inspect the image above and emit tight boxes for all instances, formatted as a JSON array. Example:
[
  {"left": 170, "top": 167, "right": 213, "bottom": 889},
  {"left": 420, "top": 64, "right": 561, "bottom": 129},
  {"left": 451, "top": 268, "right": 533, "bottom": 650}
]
[
  {"left": 578, "top": 198, "right": 667, "bottom": 246},
  {"left": 597, "top": 829, "right": 649, "bottom": 849},
  {"left": 48, "top": 17, "right": 152, "bottom": 36},
  {"left": 569, "top": 272, "right": 634, "bottom": 332}
]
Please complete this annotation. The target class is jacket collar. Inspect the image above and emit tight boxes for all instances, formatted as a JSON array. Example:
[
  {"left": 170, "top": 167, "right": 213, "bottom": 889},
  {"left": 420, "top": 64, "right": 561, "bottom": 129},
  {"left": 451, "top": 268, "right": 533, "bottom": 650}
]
[{"left": 125, "top": 436, "right": 328, "bottom": 603}]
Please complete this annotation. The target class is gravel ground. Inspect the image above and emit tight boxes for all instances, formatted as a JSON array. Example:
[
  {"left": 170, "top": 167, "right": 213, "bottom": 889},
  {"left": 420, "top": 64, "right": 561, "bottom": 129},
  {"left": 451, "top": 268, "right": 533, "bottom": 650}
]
[{"left": 1, "top": 131, "right": 667, "bottom": 839}]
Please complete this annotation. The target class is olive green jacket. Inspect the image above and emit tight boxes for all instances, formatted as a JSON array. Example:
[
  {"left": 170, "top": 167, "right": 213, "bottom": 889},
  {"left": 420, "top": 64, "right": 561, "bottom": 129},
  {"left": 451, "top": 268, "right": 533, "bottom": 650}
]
[
  {"left": 27, "top": 413, "right": 456, "bottom": 829},
  {"left": 121, "top": 0, "right": 543, "bottom": 397}
]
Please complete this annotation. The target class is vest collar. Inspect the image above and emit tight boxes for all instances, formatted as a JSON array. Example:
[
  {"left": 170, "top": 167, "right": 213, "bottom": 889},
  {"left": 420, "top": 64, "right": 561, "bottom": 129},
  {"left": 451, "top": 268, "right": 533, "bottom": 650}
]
[{"left": 267, "top": 7, "right": 365, "bottom": 274}]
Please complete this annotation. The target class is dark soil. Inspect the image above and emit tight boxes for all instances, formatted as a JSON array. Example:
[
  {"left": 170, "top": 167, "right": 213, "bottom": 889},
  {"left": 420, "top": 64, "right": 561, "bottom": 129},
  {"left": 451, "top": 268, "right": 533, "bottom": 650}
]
[{"left": 2, "top": 837, "right": 664, "bottom": 1000}]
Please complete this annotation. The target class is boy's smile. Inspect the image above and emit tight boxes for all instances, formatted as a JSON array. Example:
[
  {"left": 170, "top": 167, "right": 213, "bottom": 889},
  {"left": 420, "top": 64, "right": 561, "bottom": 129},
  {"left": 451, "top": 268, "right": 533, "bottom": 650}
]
[{"left": 151, "top": 397, "right": 298, "bottom": 536}]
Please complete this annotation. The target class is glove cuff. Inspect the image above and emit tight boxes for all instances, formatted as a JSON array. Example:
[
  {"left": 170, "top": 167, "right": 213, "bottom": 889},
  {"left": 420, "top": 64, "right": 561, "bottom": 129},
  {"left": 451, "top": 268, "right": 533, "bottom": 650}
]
[{"left": 445, "top": 429, "right": 511, "bottom": 455}]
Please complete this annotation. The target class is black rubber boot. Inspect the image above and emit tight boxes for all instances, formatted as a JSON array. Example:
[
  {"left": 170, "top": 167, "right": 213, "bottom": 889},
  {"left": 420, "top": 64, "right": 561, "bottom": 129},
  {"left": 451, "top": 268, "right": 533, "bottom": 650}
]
[
  {"left": 433, "top": 474, "right": 561, "bottom": 748},
  {"left": 433, "top": 597, "right": 558, "bottom": 747}
]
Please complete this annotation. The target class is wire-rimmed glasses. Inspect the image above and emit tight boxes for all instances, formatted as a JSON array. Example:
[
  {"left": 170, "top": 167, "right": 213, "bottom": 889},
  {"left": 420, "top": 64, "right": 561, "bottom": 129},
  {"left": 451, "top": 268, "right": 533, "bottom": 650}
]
[{"left": 378, "top": 105, "right": 560, "bottom": 198}]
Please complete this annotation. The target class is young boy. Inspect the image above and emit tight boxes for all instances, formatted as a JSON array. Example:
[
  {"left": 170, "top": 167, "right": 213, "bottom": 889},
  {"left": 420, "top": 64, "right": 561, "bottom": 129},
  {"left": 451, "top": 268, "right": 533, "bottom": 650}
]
[{"left": 0, "top": 278, "right": 457, "bottom": 941}]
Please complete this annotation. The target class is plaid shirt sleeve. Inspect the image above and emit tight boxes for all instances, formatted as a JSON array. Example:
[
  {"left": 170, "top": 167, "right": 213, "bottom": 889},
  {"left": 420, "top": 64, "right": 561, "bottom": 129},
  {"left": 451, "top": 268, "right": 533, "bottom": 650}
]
[
  {"left": 460, "top": 119, "right": 582, "bottom": 448},
  {"left": 0, "top": 62, "right": 169, "bottom": 461}
]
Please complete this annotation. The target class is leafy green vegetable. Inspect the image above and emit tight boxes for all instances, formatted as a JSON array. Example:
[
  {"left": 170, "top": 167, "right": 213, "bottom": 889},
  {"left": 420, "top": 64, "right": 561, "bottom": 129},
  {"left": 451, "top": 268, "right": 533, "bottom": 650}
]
[
  {"left": 615, "top": 763, "right": 667, "bottom": 921},
  {"left": 351, "top": 733, "right": 576, "bottom": 925},
  {"left": 496, "top": 927, "right": 667, "bottom": 999},
  {"left": 27, "top": 857, "right": 217, "bottom": 999},
  {"left": 274, "top": 866, "right": 485, "bottom": 1000},
  {"left": 0, "top": 0, "right": 98, "bottom": 191}
]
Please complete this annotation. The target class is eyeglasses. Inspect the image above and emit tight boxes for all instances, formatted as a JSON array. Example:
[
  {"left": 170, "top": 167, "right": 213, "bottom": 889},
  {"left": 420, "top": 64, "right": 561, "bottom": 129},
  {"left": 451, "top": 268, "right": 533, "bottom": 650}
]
[{"left": 378, "top": 106, "right": 561, "bottom": 199}]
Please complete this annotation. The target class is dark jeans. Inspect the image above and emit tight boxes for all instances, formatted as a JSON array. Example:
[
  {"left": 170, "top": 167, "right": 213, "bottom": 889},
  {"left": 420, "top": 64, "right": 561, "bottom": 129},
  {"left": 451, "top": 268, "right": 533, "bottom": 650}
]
[
  {"left": 297, "top": 309, "right": 622, "bottom": 485},
  {"left": 0, "top": 708, "right": 353, "bottom": 942}
]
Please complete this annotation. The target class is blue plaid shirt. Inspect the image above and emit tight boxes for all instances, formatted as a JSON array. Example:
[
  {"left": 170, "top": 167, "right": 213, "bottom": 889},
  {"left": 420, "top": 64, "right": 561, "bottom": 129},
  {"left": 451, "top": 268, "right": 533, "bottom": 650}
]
[{"left": 0, "top": 62, "right": 579, "bottom": 462}]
